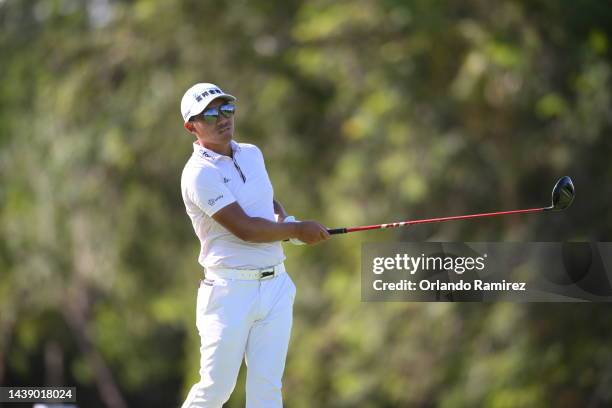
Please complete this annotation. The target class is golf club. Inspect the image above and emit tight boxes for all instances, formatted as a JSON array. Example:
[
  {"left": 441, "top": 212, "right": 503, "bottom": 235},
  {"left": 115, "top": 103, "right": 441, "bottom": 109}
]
[{"left": 327, "top": 176, "right": 575, "bottom": 235}]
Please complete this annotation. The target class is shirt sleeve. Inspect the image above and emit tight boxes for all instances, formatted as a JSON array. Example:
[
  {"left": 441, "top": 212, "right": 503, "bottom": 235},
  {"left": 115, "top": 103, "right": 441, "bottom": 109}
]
[{"left": 187, "top": 167, "right": 237, "bottom": 217}]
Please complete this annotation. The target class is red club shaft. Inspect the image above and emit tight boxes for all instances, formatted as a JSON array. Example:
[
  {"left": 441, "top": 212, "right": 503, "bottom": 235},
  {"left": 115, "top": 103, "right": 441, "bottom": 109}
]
[{"left": 329, "top": 207, "right": 547, "bottom": 235}]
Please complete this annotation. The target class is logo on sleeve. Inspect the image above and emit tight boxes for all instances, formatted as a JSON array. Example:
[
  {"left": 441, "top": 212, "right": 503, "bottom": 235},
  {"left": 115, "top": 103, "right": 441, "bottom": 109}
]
[
  {"left": 208, "top": 195, "right": 224, "bottom": 206},
  {"left": 223, "top": 177, "right": 231, "bottom": 184}
]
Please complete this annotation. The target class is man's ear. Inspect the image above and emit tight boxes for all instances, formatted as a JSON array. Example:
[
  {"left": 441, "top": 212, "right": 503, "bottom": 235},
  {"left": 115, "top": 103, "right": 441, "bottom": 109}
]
[{"left": 184, "top": 121, "right": 196, "bottom": 135}]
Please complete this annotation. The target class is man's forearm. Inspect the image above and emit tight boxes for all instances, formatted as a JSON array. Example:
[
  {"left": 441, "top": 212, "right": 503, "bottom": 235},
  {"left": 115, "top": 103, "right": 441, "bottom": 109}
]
[
  {"left": 241, "top": 216, "right": 298, "bottom": 243},
  {"left": 212, "top": 201, "right": 318, "bottom": 244}
]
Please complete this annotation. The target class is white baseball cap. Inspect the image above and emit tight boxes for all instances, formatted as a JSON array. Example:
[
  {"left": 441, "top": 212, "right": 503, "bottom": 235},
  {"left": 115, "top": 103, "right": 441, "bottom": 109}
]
[{"left": 180, "top": 83, "right": 236, "bottom": 122}]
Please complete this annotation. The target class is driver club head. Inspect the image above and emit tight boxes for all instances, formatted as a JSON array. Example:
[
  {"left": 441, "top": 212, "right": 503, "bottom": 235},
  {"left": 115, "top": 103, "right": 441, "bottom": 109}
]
[{"left": 548, "top": 176, "right": 575, "bottom": 211}]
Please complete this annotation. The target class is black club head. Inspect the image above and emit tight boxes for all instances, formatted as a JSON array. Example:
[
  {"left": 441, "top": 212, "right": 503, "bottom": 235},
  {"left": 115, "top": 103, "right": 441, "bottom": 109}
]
[{"left": 548, "top": 176, "right": 575, "bottom": 211}]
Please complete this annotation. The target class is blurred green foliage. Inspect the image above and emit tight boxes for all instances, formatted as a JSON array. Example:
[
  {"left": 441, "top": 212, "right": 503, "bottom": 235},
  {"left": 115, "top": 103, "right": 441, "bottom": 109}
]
[{"left": 1, "top": 0, "right": 611, "bottom": 407}]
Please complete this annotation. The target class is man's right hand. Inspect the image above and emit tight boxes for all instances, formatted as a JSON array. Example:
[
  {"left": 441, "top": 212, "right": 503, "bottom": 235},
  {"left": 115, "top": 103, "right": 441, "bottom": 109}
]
[{"left": 294, "top": 221, "right": 331, "bottom": 245}]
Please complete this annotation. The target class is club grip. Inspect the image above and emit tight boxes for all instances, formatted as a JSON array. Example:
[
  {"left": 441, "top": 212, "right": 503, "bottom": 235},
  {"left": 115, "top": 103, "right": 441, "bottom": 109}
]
[{"left": 327, "top": 228, "right": 347, "bottom": 235}]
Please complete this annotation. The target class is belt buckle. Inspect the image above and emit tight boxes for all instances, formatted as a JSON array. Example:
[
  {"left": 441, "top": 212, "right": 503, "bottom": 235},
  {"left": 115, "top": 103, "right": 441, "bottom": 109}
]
[{"left": 259, "top": 268, "right": 275, "bottom": 280}]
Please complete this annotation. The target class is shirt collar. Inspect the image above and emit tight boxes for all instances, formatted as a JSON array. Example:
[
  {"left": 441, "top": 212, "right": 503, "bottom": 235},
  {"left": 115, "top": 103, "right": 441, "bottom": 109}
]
[{"left": 193, "top": 140, "right": 241, "bottom": 161}]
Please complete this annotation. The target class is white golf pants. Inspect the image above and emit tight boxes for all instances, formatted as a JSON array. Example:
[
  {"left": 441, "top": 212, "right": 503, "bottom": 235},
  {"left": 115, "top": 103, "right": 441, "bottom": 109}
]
[{"left": 181, "top": 269, "right": 296, "bottom": 408}]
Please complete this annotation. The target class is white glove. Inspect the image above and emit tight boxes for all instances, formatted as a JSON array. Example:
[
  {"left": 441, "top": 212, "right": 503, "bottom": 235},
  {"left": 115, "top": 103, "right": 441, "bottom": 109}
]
[{"left": 283, "top": 215, "right": 306, "bottom": 245}]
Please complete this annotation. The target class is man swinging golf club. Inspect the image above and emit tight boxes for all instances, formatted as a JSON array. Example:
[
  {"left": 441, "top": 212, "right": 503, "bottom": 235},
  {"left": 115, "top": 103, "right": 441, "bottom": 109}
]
[{"left": 179, "top": 83, "right": 330, "bottom": 408}]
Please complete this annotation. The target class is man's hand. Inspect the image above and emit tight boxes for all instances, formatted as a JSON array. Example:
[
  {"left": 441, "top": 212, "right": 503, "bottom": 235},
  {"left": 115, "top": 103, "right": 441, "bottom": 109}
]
[
  {"left": 281, "top": 216, "right": 304, "bottom": 245},
  {"left": 294, "top": 221, "right": 330, "bottom": 245}
]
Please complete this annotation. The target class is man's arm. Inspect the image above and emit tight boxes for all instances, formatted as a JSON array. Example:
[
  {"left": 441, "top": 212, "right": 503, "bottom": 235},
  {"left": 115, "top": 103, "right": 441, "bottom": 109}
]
[
  {"left": 212, "top": 202, "right": 329, "bottom": 244},
  {"left": 273, "top": 198, "right": 288, "bottom": 223}
]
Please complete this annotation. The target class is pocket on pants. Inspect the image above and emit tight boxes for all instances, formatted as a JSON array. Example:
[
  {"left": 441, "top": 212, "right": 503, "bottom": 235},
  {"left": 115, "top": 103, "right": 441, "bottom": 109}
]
[{"left": 195, "top": 282, "right": 216, "bottom": 327}]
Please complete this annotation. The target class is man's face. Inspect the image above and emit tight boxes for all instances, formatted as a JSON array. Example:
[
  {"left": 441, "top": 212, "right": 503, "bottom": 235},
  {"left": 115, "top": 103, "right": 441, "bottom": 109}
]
[{"left": 187, "top": 98, "right": 235, "bottom": 143}]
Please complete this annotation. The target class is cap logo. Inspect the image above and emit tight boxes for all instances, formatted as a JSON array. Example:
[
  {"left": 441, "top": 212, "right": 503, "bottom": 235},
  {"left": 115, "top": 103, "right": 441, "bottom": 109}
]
[{"left": 193, "top": 88, "right": 223, "bottom": 102}]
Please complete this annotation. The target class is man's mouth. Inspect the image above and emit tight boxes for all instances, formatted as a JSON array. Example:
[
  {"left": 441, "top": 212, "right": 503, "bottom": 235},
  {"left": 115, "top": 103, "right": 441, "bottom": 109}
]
[{"left": 218, "top": 125, "right": 231, "bottom": 133}]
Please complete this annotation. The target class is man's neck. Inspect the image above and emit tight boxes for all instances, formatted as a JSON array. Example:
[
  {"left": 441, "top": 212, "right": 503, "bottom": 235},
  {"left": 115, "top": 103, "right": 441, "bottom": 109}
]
[{"left": 197, "top": 139, "right": 232, "bottom": 157}]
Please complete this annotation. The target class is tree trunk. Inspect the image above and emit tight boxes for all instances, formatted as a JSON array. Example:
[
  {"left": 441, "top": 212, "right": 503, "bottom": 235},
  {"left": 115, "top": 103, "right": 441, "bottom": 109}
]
[{"left": 62, "top": 279, "right": 128, "bottom": 408}]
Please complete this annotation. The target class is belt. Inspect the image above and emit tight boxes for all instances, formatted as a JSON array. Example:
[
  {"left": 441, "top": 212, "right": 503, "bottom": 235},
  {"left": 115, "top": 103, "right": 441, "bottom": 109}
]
[{"left": 205, "top": 263, "right": 286, "bottom": 281}]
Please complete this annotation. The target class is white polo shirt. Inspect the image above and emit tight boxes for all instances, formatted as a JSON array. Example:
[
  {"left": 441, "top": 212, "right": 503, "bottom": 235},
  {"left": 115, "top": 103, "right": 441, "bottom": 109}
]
[{"left": 181, "top": 140, "right": 285, "bottom": 269}]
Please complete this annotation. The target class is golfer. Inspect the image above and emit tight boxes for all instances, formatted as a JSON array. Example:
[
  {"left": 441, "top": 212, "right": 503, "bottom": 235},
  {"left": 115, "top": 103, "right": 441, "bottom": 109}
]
[{"left": 179, "top": 83, "right": 329, "bottom": 408}]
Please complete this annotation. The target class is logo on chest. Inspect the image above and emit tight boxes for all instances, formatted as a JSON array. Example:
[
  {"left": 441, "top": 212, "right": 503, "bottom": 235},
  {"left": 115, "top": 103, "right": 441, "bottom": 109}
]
[
  {"left": 208, "top": 195, "right": 224, "bottom": 206},
  {"left": 223, "top": 177, "right": 231, "bottom": 184}
]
